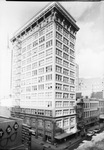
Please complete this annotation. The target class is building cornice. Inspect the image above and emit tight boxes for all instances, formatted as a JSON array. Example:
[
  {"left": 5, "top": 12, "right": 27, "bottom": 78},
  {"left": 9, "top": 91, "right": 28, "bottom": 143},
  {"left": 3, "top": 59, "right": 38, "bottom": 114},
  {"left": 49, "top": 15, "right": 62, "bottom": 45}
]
[{"left": 11, "top": 2, "right": 79, "bottom": 43}]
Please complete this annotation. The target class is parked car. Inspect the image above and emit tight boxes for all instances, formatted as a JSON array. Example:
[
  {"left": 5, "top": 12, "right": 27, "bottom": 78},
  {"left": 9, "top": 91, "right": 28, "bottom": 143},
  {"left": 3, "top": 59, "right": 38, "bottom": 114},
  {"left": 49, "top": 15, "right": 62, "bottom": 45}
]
[
  {"left": 93, "top": 128, "right": 100, "bottom": 133},
  {"left": 87, "top": 130, "right": 95, "bottom": 137}
]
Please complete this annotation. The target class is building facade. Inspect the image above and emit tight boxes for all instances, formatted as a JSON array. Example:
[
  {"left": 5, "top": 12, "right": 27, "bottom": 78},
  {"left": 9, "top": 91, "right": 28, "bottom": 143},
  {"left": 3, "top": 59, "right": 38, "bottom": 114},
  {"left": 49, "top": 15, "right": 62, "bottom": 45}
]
[{"left": 11, "top": 2, "right": 79, "bottom": 144}]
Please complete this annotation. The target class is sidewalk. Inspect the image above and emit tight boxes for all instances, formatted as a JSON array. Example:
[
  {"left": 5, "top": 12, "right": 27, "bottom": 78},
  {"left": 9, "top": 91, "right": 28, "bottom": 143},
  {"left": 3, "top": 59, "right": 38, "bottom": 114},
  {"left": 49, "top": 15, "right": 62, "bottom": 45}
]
[{"left": 31, "top": 135, "right": 84, "bottom": 150}]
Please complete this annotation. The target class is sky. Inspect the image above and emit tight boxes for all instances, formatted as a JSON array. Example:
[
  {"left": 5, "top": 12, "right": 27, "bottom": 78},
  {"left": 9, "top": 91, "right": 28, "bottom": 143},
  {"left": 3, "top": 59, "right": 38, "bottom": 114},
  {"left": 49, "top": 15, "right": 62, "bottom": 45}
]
[{"left": 0, "top": 1, "right": 104, "bottom": 98}]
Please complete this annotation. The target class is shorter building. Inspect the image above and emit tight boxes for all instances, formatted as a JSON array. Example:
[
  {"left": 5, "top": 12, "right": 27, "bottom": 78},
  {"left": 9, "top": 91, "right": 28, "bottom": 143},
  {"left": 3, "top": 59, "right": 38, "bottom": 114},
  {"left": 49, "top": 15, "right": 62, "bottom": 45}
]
[
  {"left": 0, "top": 116, "right": 24, "bottom": 150},
  {"left": 76, "top": 97, "right": 104, "bottom": 133}
]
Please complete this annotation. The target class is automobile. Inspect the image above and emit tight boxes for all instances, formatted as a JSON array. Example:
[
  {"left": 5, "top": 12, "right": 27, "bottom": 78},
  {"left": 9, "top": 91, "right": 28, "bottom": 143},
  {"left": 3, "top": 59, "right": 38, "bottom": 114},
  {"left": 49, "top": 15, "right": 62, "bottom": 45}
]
[
  {"left": 93, "top": 128, "right": 100, "bottom": 133},
  {"left": 82, "top": 140, "right": 88, "bottom": 143},
  {"left": 87, "top": 130, "right": 95, "bottom": 137}
]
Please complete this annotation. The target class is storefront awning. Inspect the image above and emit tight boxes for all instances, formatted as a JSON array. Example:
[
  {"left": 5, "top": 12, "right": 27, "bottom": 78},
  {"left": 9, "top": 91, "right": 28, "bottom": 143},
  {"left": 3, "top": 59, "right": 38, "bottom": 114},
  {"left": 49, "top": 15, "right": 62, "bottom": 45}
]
[{"left": 55, "top": 132, "right": 73, "bottom": 140}]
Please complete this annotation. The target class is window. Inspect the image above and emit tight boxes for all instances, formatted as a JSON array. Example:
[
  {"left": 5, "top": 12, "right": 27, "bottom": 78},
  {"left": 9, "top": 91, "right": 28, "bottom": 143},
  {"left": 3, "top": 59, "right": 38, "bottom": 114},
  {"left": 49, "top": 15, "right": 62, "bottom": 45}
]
[
  {"left": 32, "top": 62, "right": 37, "bottom": 69},
  {"left": 38, "top": 84, "right": 44, "bottom": 90},
  {"left": 22, "top": 53, "right": 26, "bottom": 59},
  {"left": 56, "top": 57, "right": 62, "bottom": 65},
  {"left": 56, "top": 32, "right": 62, "bottom": 41},
  {"left": 55, "top": 110, "right": 62, "bottom": 116},
  {"left": 33, "top": 40, "right": 38, "bottom": 47},
  {"left": 63, "top": 85, "right": 69, "bottom": 91},
  {"left": 63, "top": 93, "right": 69, "bottom": 99},
  {"left": 21, "top": 67, "right": 26, "bottom": 73},
  {"left": 26, "top": 72, "right": 31, "bottom": 78},
  {"left": 39, "top": 51, "right": 44, "bottom": 59},
  {"left": 63, "top": 68, "right": 69, "bottom": 75},
  {"left": 63, "top": 53, "right": 69, "bottom": 60},
  {"left": 46, "top": 48, "right": 52, "bottom": 56},
  {"left": 32, "top": 70, "right": 37, "bottom": 76},
  {"left": 63, "top": 109, "right": 69, "bottom": 115},
  {"left": 56, "top": 74, "right": 62, "bottom": 82},
  {"left": 70, "top": 86, "right": 75, "bottom": 92},
  {"left": 56, "top": 40, "right": 62, "bottom": 49},
  {"left": 55, "top": 92, "right": 62, "bottom": 98},
  {"left": 32, "top": 85, "right": 37, "bottom": 91},
  {"left": 46, "top": 56, "right": 52, "bottom": 64},
  {"left": 27, "top": 57, "right": 31, "bottom": 64},
  {"left": 26, "top": 86, "right": 31, "bottom": 92},
  {"left": 63, "top": 76, "right": 69, "bottom": 83},
  {"left": 32, "top": 77, "right": 37, "bottom": 84},
  {"left": 56, "top": 49, "right": 62, "bottom": 57},
  {"left": 27, "top": 50, "right": 31, "bottom": 57},
  {"left": 46, "top": 23, "right": 53, "bottom": 32},
  {"left": 70, "top": 94, "right": 75, "bottom": 99},
  {"left": 45, "top": 92, "right": 52, "bottom": 98},
  {"left": 45, "top": 83, "right": 52, "bottom": 90},
  {"left": 56, "top": 65, "right": 62, "bottom": 73},
  {"left": 63, "top": 29, "right": 68, "bottom": 38},
  {"left": 70, "top": 109, "right": 75, "bottom": 114},
  {"left": 46, "top": 65, "right": 52, "bottom": 72},
  {"left": 63, "top": 45, "right": 69, "bottom": 53},
  {"left": 22, "top": 47, "right": 26, "bottom": 53},
  {"left": 55, "top": 83, "right": 62, "bottom": 90},
  {"left": 70, "top": 42, "right": 74, "bottom": 49},
  {"left": 46, "top": 40, "right": 53, "bottom": 48},
  {"left": 56, "top": 23, "right": 62, "bottom": 33},
  {"left": 39, "top": 36, "right": 45, "bottom": 44},
  {"left": 32, "top": 54, "right": 37, "bottom": 61},
  {"left": 46, "top": 74, "right": 52, "bottom": 81},
  {"left": 32, "top": 47, "right": 37, "bottom": 55},
  {"left": 33, "top": 32, "right": 38, "bottom": 40},
  {"left": 63, "top": 101, "right": 69, "bottom": 107},
  {"left": 70, "top": 78, "right": 75, "bottom": 85},
  {"left": 70, "top": 34, "right": 75, "bottom": 43},
  {"left": 38, "top": 68, "right": 44, "bottom": 74},
  {"left": 46, "top": 31, "right": 53, "bottom": 40},
  {"left": 63, "top": 37, "right": 69, "bottom": 45},
  {"left": 70, "top": 71, "right": 75, "bottom": 77},
  {"left": 26, "top": 65, "right": 31, "bottom": 71},
  {"left": 39, "top": 59, "right": 44, "bottom": 66},
  {"left": 63, "top": 118, "right": 69, "bottom": 127},
  {"left": 56, "top": 101, "right": 62, "bottom": 107},
  {"left": 70, "top": 64, "right": 75, "bottom": 70},
  {"left": 70, "top": 101, "right": 75, "bottom": 107},
  {"left": 70, "top": 49, "right": 75, "bottom": 56},
  {"left": 38, "top": 76, "right": 44, "bottom": 82},
  {"left": 39, "top": 28, "right": 45, "bottom": 36},
  {"left": 70, "top": 56, "right": 75, "bottom": 63},
  {"left": 56, "top": 120, "right": 62, "bottom": 128},
  {"left": 39, "top": 44, "right": 45, "bottom": 51},
  {"left": 63, "top": 61, "right": 69, "bottom": 68},
  {"left": 27, "top": 44, "right": 32, "bottom": 51}
]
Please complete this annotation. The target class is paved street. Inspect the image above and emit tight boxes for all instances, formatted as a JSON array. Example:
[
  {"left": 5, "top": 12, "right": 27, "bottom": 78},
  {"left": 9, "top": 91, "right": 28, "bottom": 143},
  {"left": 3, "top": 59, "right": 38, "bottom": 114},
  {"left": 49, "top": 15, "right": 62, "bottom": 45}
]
[{"left": 30, "top": 122, "right": 104, "bottom": 150}]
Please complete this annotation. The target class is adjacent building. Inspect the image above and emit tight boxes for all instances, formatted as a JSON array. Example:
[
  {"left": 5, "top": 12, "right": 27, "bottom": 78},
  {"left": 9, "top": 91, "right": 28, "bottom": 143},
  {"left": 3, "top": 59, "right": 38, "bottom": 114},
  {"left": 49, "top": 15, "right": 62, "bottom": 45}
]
[{"left": 11, "top": 2, "right": 79, "bottom": 144}]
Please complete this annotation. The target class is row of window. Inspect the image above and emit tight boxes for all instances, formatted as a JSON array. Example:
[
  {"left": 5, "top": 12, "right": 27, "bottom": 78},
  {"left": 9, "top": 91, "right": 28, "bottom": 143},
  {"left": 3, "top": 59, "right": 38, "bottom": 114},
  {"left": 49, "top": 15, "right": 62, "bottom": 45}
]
[
  {"left": 55, "top": 101, "right": 75, "bottom": 107},
  {"left": 55, "top": 109, "right": 75, "bottom": 117},
  {"left": 22, "top": 47, "right": 53, "bottom": 60},
  {"left": 22, "top": 38, "right": 53, "bottom": 54},
  {"left": 22, "top": 65, "right": 52, "bottom": 73},
  {"left": 56, "top": 74, "right": 75, "bottom": 83},
  {"left": 22, "top": 56, "right": 52, "bottom": 66},
  {"left": 22, "top": 23, "right": 53, "bottom": 47},
  {"left": 56, "top": 23, "right": 75, "bottom": 43},
  {"left": 56, "top": 117, "right": 75, "bottom": 128},
  {"left": 84, "top": 110, "right": 98, "bottom": 118}
]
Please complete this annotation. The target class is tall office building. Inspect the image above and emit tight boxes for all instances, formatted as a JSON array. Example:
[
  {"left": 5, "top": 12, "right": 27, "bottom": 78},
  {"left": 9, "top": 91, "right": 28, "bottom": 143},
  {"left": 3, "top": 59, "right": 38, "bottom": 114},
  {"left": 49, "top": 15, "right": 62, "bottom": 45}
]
[{"left": 11, "top": 2, "right": 79, "bottom": 144}]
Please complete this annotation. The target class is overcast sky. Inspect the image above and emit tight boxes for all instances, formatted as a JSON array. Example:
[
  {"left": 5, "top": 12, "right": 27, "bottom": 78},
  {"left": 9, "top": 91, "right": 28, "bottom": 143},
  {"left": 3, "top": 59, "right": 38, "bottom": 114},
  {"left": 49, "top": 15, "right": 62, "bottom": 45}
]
[{"left": 0, "top": 1, "right": 104, "bottom": 97}]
